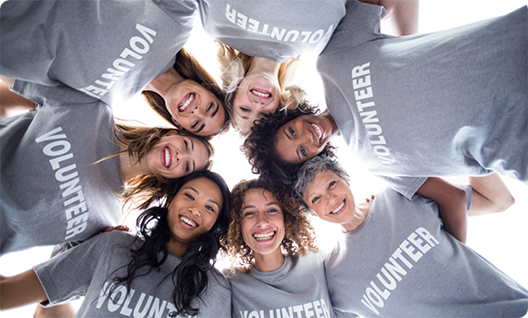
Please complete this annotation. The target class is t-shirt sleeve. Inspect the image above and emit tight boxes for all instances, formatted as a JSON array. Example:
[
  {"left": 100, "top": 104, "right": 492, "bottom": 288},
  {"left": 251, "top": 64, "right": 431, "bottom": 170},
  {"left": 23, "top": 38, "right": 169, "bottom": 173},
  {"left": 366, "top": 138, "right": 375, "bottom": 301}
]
[
  {"left": 376, "top": 175, "right": 428, "bottom": 200},
  {"left": 321, "top": 0, "right": 387, "bottom": 54},
  {"left": 11, "top": 80, "right": 103, "bottom": 108},
  {"left": 33, "top": 231, "right": 118, "bottom": 306}
]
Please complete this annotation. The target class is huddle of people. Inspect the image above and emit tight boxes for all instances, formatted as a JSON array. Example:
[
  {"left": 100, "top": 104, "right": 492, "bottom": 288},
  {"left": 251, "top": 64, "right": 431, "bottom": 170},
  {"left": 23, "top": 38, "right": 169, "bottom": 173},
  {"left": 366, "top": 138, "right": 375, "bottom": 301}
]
[{"left": 0, "top": 0, "right": 527, "bottom": 317}]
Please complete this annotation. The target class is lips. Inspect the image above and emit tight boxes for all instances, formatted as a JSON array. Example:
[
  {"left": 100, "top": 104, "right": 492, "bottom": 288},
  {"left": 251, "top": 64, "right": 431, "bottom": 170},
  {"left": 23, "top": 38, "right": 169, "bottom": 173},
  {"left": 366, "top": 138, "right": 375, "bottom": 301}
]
[
  {"left": 178, "top": 93, "right": 195, "bottom": 112},
  {"left": 309, "top": 122, "right": 323, "bottom": 144},
  {"left": 250, "top": 88, "right": 271, "bottom": 99},
  {"left": 180, "top": 215, "right": 198, "bottom": 228},
  {"left": 329, "top": 199, "right": 346, "bottom": 215},
  {"left": 162, "top": 146, "right": 172, "bottom": 168},
  {"left": 253, "top": 230, "right": 276, "bottom": 241}
]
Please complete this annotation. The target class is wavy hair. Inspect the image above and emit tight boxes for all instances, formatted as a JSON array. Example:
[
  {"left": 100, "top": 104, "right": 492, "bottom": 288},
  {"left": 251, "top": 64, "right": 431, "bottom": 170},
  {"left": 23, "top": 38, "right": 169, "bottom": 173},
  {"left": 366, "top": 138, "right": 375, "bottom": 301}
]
[
  {"left": 216, "top": 42, "right": 306, "bottom": 134},
  {"left": 292, "top": 154, "right": 350, "bottom": 210},
  {"left": 224, "top": 179, "right": 318, "bottom": 271},
  {"left": 110, "top": 170, "right": 231, "bottom": 316},
  {"left": 142, "top": 48, "right": 230, "bottom": 136},
  {"left": 242, "top": 101, "right": 336, "bottom": 190},
  {"left": 111, "top": 123, "right": 215, "bottom": 211}
]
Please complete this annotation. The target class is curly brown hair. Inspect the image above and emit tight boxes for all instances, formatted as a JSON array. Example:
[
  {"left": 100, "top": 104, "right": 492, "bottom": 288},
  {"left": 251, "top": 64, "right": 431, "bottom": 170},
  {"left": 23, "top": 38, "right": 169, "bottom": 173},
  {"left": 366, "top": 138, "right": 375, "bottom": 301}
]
[
  {"left": 111, "top": 123, "right": 214, "bottom": 211},
  {"left": 224, "top": 179, "right": 318, "bottom": 271},
  {"left": 142, "top": 48, "right": 230, "bottom": 137},
  {"left": 242, "top": 101, "right": 336, "bottom": 191}
]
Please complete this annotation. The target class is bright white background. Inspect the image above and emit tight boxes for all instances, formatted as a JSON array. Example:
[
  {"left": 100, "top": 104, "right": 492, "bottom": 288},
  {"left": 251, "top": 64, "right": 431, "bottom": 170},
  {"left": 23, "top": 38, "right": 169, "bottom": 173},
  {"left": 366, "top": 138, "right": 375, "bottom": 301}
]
[{"left": 1, "top": 1, "right": 527, "bottom": 317}]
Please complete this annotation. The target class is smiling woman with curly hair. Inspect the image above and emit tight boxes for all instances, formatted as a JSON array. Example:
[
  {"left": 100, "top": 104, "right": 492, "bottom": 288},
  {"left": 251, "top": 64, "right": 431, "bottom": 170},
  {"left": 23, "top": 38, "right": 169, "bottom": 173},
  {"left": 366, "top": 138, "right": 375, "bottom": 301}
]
[{"left": 221, "top": 178, "right": 338, "bottom": 316}]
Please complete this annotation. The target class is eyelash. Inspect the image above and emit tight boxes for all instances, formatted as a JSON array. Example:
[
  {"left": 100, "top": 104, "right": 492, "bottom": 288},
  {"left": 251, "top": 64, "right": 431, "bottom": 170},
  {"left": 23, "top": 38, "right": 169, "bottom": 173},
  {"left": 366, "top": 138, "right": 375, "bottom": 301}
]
[
  {"left": 241, "top": 107, "right": 250, "bottom": 113},
  {"left": 300, "top": 146, "right": 307, "bottom": 157},
  {"left": 207, "top": 103, "right": 213, "bottom": 112},
  {"left": 311, "top": 196, "right": 320, "bottom": 204},
  {"left": 185, "top": 162, "right": 190, "bottom": 173},
  {"left": 185, "top": 193, "right": 194, "bottom": 200},
  {"left": 191, "top": 121, "right": 198, "bottom": 129},
  {"left": 184, "top": 140, "right": 188, "bottom": 151},
  {"left": 289, "top": 127, "right": 296, "bottom": 136}
]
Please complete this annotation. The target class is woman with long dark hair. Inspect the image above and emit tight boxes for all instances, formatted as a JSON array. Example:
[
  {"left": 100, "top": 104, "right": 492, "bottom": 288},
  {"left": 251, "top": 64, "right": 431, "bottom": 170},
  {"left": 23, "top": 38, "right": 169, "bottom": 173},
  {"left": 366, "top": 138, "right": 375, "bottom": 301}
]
[{"left": 0, "top": 170, "right": 232, "bottom": 317}]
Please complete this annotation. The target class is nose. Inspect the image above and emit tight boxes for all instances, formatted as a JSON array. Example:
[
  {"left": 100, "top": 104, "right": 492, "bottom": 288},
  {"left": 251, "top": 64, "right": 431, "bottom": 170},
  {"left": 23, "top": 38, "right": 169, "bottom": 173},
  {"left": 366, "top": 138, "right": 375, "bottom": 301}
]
[
  {"left": 190, "top": 104, "right": 204, "bottom": 116},
  {"left": 256, "top": 212, "right": 270, "bottom": 226},
  {"left": 189, "top": 205, "right": 201, "bottom": 217}
]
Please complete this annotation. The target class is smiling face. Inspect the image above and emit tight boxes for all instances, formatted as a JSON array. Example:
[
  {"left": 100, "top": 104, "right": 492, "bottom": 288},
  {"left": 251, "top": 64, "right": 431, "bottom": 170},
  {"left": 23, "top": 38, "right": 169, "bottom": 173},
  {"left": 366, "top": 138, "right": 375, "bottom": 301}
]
[
  {"left": 232, "top": 73, "right": 281, "bottom": 134},
  {"left": 303, "top": 170, "right": 356, "bottom": 225},
  {"left": 166, "top": 177, "right": 223, "bottom": 256},
  {"left": 274, "top": 115, "right": 334, "bottom": 164},
  {"left": 240, "top": 188, "right": 285, "bottom": 259},
  {"left": 146, "top": 132, "right": 210, "bottom": 179},
  {"left": 165, "top": 79, "right": 226, "bottom": 136}
]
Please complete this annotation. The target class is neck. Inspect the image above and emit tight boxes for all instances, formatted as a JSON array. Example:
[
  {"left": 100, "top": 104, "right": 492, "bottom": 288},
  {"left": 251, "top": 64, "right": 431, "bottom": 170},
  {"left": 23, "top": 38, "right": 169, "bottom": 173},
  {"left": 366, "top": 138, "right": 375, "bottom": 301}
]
[
  {"left": 253, "top": 249, "right": 285, "bottom": 272},
  {"left": 119, "top": 144, "right": 150, "bottom": 184},
  {"left": 247, "top": 56, "right": 281, "bottom": 79},
  {"left": 322, "top": 109, "right": 340, "bottom": 137},
  {"left": 166, "top": 239, "right": 189, "bottom": 257},
  {"left": 341, "top": 201, "right": 370, "bottom": 233},
  {"left": 144, "top": 67, "right": 185, "bottom": 99}
]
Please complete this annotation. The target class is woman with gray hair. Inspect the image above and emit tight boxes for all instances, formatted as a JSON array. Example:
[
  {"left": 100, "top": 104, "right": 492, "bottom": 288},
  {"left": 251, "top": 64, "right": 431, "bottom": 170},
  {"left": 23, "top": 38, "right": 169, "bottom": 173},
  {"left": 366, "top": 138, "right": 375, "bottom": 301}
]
[{"left": 292, "top": 155, "right": 528, "bottom": 317}]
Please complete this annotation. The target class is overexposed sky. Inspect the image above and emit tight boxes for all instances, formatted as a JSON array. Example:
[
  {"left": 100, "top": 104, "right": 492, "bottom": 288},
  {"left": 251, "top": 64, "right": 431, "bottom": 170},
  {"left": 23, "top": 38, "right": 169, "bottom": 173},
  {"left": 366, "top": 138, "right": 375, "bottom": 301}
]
[{"left": 1, "top": 1, "right": 527, "bottom": 317}]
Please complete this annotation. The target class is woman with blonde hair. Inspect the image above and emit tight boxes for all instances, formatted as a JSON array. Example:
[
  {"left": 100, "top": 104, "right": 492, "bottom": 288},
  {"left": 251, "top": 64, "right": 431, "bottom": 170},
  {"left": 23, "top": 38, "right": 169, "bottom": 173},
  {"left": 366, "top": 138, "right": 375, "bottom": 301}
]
[
  {"left": 222, "top": 179, "right": 336, "bottom": 316},
  {"left": 0, "top": 82, "right": 214, "bottom": 256}
]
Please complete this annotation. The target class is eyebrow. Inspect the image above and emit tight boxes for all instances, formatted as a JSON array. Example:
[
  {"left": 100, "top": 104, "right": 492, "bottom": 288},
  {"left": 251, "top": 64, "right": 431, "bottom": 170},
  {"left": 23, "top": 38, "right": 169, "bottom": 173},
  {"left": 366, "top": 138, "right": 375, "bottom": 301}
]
[
  {"left": 185, "top": 186, "right": 220, "bottom": 208},
  {"left": 196, "top": 123, "right": 205, "bottom": 133},
  {"left": 211, "top": 102, "right": 219, "bottom": 118}
]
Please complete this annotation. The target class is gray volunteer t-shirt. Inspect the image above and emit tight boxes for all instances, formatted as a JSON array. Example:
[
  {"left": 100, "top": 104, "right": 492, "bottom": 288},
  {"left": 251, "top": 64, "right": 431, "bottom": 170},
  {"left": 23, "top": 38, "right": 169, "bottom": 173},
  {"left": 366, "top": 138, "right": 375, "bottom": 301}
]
[
  {"left": 326, "top": 187, "right": 528, "bottom": 317},
  {"left": 34, "top": 231, "right": 232, "bottom": 318},
  {"left": 318, "top": 0, "right": 528, "bottom": 182},
  {"left": 0, "top": 83, "right": 123, "bottom": 255},
  {"left": 198, "top": 0, "right": 346, "bottom": 62},
  {"left": 0, "top": 0, "right": 197, "bottom": 106},
  {"left": 225, "top": 253, "right": 335, "bottom": 318}
]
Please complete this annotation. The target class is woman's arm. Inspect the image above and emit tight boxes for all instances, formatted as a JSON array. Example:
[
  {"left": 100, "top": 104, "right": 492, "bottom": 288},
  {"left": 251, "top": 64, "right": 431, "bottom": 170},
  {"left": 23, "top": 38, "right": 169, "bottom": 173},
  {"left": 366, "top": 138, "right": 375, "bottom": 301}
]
[
  {"left": 0, "top": 269, "right": 47, "bottom": 310},
  {"left": 416, "top": 177, "right": 468, "bottom": 243},
  {"left": 358, "top": 0, "right": 420, "bottom": 36},
  {"left": 0, "top": 77, "right": 36, "bottom": 117},
  {"left": 468, "top": 173, "right": 515, "bottom": 217}
]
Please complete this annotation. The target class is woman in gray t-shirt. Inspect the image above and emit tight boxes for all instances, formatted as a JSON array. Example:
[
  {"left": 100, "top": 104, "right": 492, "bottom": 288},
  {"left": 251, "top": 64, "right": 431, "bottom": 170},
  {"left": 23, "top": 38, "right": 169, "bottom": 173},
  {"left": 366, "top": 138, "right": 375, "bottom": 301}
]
[{"left": 0, "top": 171, "right": 232, "bottom": 318}]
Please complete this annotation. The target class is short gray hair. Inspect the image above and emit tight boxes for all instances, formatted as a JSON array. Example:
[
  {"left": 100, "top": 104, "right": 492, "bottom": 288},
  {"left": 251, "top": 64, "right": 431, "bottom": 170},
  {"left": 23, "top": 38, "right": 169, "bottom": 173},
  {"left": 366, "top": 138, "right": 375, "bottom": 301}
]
[{"left": 292, "top": 154, "right": 350, "bottom": 206}]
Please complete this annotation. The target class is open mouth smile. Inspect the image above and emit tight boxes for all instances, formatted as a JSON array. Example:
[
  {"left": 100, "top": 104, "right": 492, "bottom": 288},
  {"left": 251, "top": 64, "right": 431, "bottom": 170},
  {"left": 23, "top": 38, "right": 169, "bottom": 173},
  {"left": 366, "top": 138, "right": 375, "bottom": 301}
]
[
  {"left": 180, "top": 215, "right": 198, "bottom": 228},
  {"left": 163, "top": 147, "right": 172, "bottom": 168},
  {"left": 309, "top": 122, "right": 323, "bottom": 144},
  {"left": 250, "top": 88, "right": 271, "bottom": 98},
  {"left": 178, "top": 93, "right": 195, "bottom": 112},
  {"left": 329, "top": 200, "right": 346, "bottom": 215},
  {"left": 253, "top": 230, "right": 276, "bottom": 241}
]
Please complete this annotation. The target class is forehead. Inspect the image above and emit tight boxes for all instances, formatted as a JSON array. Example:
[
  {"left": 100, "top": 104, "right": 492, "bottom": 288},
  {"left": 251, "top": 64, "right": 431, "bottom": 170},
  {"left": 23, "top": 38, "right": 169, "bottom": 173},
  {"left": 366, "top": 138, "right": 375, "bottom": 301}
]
[
  {"left": 243, "top": 188, "right": 279, "bottom": 206},
  {"left": 180, "top": 177, "right": 223, "bottom": 204},
  {"left": 304, "top": 170, "right": 339, "bottom": 194}
]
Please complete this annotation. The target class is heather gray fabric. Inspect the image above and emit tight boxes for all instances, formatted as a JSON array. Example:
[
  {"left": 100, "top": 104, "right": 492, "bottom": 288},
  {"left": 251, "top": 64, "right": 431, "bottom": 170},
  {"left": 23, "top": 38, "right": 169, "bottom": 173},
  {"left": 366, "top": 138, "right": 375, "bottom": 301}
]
[
  {"left": 0, "top": 83, "right": 122, "bottom": 255},
  {"left": 318, "top": 1, "right": 528, "bottom": 182},
  {"left": 198, "top": 0, "right": 346, "bottom": 62},
  {"left": 0, "top": 0, "right": 197, "bottom": 106},
  {"left": 34, "top": 231, "right": 232, "bottom": 318},
  {"left": 225, "top": 253, "right": 335, "bottom": 318},
  {"left": 326, "top": 187, "right": 528, "bottom": 317}
]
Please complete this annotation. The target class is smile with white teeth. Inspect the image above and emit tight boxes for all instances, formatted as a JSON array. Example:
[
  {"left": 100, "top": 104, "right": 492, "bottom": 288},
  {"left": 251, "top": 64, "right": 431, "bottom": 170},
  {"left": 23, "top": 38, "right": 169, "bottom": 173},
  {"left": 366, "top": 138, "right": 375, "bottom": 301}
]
[
  {"left": 330, "top": 200, "right": 345, "bottom": 214},
  {"left": 180, "top": 216, "right": 198, "bottom": 227},
  {"left": 164, "top": 147, "right": 171, "bottom": 168},
  {"left": 253, "top": 231, "right": 276, "bottom": 241},
  {"left": 178, "top": 93, "right": 195, "bottom": 112},
  {"left": 250, "top": 89, "right": 270, "bottom": 98},
  {"left": 310, "top": 122, "right": 323, "bottom": 143}
]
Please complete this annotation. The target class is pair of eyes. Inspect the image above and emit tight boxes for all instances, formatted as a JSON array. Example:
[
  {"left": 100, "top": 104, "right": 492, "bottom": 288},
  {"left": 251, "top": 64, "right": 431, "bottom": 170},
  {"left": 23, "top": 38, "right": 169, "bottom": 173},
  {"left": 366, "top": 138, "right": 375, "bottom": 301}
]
[
  {"left": 242, "top": 207, "right": 280, "bottom": 217},
  {"left": 310, "top": 181, "right": 337, "bottom": 204},
  {"left": 183, "top": 193, "right": 217, "bottom": 213},
  {"left": 288, "top": 127, "right": 308, "bottom": 157},
  {"left": 190, "top": 102, "right": 216, "bottom": 133},
  {"left": 238, "top": 106, "right": 271, "bottom": 120}
]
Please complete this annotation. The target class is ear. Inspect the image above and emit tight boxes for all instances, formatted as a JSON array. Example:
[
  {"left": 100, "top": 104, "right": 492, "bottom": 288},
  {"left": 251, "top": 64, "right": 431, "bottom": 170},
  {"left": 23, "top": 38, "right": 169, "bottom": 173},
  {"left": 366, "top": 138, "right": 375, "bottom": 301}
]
[
  {"left": 164, "top": 130, "right": 178, "bottom": 137},
  {"left": 171, "top": 117, "right": 183, "bottom": 129}
]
